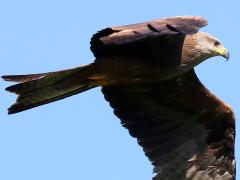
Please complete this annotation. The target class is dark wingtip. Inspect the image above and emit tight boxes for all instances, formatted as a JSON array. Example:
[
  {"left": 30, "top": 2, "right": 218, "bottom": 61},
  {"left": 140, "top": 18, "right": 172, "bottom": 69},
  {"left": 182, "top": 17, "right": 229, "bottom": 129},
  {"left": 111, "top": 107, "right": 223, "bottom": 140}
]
[{"left": 7, "top": 104, "right": 23, "bottom": 115}]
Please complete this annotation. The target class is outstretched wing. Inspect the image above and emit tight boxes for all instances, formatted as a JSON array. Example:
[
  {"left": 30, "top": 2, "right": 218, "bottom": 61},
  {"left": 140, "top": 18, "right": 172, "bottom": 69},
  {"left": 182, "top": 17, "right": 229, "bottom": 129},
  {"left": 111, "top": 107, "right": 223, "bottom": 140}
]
[
  {"left": 102, "top": 70, "right": 235, "bottom": 180},
  {"left": 91, "top": 16, "right": 208, "bottom": 58}
]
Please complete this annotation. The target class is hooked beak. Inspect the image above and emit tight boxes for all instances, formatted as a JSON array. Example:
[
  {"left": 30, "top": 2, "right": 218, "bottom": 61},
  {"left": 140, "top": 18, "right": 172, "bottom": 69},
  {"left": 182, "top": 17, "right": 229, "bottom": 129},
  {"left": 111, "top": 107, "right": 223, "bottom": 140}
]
[
  {"left": 215, "top": 47, "right": 230, "bottom": 61},
  {"left": 222, "top": 50, "right": 230, "bottom": 61}
]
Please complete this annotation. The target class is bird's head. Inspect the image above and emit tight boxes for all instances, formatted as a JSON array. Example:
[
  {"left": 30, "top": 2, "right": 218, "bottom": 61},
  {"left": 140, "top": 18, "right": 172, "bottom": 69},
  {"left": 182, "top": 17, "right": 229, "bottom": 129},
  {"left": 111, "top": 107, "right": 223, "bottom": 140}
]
[
  {"left": 182, "top": 32, "right": 230, "bottom": 68},
  {"left": 194, "top": 32, "right": 229, "bottom": 60}
]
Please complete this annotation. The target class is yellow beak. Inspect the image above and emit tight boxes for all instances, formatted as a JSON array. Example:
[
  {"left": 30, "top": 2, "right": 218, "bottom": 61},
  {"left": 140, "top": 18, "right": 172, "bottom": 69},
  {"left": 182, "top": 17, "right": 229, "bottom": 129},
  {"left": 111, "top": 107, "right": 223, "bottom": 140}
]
[{"left": 215, "top": 47, "right": 230, "bottom": 60}]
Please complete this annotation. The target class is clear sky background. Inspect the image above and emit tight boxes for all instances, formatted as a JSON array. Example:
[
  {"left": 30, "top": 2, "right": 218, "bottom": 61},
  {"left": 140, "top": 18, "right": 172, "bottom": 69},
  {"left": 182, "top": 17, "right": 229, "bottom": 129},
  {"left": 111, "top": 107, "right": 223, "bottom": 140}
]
[{"left": 0, "top": 1, "right": 239, "bottom": 180}]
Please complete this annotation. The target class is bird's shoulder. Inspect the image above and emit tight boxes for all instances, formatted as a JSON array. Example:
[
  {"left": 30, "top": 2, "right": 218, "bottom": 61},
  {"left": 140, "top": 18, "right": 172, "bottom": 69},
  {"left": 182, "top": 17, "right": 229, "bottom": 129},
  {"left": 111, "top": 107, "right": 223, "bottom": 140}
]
[{"left": 90, "top": 16, "right": 208, "bottom": 58}]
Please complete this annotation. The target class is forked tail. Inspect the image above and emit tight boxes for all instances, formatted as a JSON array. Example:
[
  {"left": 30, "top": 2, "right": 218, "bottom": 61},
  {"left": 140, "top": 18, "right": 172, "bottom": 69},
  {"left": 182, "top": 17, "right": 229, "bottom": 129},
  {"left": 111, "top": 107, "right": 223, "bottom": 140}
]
[{"left": 2, "top": 64, "right": 98, "bottom": 114}]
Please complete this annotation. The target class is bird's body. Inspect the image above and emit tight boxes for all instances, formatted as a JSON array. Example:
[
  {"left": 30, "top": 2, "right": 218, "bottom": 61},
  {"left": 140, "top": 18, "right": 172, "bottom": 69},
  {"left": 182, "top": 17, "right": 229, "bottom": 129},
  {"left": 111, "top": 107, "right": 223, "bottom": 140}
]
[
  {"left": 91, "top": 32, "right": 227, "bottom": 86},
  {"left": 2, "top": 16, "right": 235, "bottom": 180}
]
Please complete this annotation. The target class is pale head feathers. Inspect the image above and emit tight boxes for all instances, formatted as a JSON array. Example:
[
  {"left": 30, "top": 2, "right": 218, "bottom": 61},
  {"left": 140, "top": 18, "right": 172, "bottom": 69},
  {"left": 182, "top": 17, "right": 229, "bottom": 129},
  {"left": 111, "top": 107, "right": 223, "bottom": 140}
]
[{"left": 181, "top": 32, "right": 228, "bottom": 71}]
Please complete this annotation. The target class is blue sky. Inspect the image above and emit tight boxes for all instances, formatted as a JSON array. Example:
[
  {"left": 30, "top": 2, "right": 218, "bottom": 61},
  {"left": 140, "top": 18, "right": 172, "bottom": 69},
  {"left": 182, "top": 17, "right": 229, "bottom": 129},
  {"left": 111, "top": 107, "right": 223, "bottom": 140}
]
[{"left": 0, "top": 1, "right": 239, "bottom": 180}]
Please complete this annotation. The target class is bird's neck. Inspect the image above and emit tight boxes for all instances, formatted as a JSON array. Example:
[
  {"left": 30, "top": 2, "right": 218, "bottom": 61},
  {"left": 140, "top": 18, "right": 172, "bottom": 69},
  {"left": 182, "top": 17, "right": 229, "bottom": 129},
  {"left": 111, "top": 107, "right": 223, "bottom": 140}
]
[{"left": 179, "top": 35, "right": 211, "bottom": 73}]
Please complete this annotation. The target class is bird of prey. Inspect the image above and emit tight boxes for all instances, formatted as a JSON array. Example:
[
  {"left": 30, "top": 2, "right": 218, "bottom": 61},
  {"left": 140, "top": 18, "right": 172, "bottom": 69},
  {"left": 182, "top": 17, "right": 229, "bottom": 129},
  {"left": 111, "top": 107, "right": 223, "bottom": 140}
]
[{"left": 2, "top": 16, "right": 235, "bottom": 180}]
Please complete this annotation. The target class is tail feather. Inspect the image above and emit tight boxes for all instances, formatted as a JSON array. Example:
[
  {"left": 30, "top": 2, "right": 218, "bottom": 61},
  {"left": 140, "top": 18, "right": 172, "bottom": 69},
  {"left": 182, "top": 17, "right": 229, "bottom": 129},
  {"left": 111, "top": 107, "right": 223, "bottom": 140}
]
[
  {"left": 8, "top": 83, "right": 92, "bottom": 114},
  {"left": 4, "top": 67, "right": 86, "bottom": 94},
  {"left": 2, "top": 67, "right": 84, "bottom": 83},
  {"left": 2, "top": 64, "right": 98, "bottom": 114},
  {"left": 2, "top": 73, "right": 48, "bottom": 82}
]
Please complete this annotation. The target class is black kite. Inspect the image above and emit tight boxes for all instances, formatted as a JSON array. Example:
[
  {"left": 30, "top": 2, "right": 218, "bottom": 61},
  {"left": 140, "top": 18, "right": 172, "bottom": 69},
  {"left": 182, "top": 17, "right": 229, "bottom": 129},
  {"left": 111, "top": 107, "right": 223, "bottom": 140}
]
[{"left": 2, "top": 16, "right": 235, "bottom": 180}]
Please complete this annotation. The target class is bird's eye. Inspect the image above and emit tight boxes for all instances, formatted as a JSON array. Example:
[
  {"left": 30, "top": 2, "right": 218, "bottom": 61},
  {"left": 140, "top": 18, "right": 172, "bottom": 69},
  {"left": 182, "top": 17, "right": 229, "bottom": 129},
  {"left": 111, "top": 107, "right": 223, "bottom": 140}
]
[{"left": 214, "top": 40, "right": 220, "bottom": 46}]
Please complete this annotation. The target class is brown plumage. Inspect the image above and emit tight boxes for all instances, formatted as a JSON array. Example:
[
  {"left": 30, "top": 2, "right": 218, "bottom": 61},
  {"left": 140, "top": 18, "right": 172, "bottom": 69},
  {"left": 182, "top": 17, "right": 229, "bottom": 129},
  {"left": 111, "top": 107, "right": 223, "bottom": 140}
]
[{"left": 2, "top": 16, "right": 235, "bottom": 179}]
